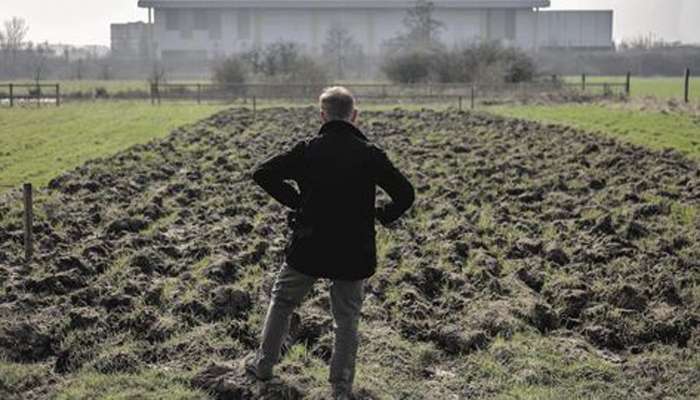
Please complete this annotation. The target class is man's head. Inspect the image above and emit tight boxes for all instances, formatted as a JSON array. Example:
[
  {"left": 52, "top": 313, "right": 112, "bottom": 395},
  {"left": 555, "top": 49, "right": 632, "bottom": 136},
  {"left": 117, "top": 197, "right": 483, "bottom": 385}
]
[{"left": 319, "top": 86, "right": 358, "bottom": 124}]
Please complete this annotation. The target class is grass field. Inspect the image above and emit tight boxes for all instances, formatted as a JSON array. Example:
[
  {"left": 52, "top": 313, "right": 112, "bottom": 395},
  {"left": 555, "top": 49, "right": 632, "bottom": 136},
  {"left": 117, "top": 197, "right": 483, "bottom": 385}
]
[
  {"left": 564, "top": 75, "right": 699, "bottom": 101},
  {"left": 0, "top": 102, "right": 227, "bottom": 189},
  {"left": 2, "top": 98, "right": 698, "bottom": 192},
  {"left": 488, "top": 104, "right": 700, "bottom": 158},
  {"left": 2, "top": 106, "right": 698, "bottom": 399}
]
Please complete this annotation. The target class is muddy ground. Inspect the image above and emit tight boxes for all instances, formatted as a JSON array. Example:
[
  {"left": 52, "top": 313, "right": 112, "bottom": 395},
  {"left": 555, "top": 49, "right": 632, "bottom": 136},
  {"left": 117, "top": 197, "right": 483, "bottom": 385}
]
[{"left": 0, "top": 107, "right": 698, "bottom": 399}]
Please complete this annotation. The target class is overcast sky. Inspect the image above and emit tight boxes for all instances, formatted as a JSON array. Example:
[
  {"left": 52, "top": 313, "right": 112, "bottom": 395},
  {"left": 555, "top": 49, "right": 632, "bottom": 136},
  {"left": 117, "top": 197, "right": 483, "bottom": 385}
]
[{"left": 1, "top": 0, "right": 698, "bottom": 46}]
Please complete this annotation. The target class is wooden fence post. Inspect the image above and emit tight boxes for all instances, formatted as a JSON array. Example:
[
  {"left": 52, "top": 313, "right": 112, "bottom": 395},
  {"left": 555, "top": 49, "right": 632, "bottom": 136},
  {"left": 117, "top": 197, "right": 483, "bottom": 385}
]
[
  {"left": 626, "top": 72, "right": 631, "bottom": 96},
  {"left": 253, "top": 96, "right": 257, "bottom": 121},
  {"left": 23, "top": 183, "right": 33, "bottom": 263},
  {"left": 458, "top": 96, "right": 463, "bottom": 111},
  {"left": 9, "top": 84, "right": 13, "bottom": 108},
  {"left": 582, "top": 74, "right": 587, "bottom": 91},
  {"left": 685, "top": 68, "right": 691, "bottom": 103},
  {"left": 56, "top": 84, "right": 60, "bottom": 107},
  {"left": 150, "top": 83, "right": 155, "bottom": 105},
  {"left": 197, "top": 83, "right": 202, "bottom": 104},
  {"left": 470, "top": 85, "right": 475, "bottom": 109}
]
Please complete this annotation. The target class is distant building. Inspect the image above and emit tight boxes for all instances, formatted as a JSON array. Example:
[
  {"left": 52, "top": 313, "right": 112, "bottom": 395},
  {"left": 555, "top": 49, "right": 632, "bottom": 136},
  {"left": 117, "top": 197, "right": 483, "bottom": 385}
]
[
  {"left": 111, "top": 22, "right": 153, "bottom": 59},
  {"left": 136, "top": 0, "right": 613, "bottom": 63}
]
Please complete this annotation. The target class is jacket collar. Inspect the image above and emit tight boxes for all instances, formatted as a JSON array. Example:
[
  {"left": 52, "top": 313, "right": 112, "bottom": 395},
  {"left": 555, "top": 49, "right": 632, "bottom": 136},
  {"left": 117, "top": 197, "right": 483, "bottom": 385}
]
[{"left": 318, "top": 120, "right": 369, "bottom": 142}]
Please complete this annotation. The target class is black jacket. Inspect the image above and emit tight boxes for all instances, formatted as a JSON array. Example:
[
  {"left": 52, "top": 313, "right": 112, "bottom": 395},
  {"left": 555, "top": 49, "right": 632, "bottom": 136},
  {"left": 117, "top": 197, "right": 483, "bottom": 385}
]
[{"left": 252, "top": 120, "right": 415, "bottom": 280}]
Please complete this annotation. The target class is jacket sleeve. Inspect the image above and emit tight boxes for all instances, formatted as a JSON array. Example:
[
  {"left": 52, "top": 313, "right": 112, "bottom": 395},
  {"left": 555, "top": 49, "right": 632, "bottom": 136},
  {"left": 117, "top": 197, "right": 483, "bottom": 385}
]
[
  {"left": 372, "top": 146, "right": 416, "bottom": 226},
  {"left": 252, "top": 140, "right": 306, "bottom": 210}
]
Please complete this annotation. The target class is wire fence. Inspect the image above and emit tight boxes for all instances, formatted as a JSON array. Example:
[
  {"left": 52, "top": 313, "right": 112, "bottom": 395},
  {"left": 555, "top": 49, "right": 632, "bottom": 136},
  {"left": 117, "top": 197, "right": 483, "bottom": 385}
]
[
  {"left": 1, "top": 69, "right": 693, "bottom": 107},
  {"left": 146, "top": 77, "right": 636, "bottom": 109}
]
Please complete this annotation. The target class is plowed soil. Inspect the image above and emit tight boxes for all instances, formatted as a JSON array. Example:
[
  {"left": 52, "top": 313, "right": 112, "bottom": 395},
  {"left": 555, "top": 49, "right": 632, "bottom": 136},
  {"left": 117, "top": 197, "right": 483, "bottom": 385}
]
[{"left": 1, "top": 107, "right": 698, "bottom": 399}]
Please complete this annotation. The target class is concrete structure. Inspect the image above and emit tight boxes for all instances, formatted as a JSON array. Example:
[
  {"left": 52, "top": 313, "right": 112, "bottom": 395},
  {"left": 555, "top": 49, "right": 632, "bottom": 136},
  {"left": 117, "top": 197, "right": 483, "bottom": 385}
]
[
  {"left": 111, "top": 22, "right": 153, "bottom": 59},
  {"left": 136, "top": 0, "right": 613, "bottom": 62}
]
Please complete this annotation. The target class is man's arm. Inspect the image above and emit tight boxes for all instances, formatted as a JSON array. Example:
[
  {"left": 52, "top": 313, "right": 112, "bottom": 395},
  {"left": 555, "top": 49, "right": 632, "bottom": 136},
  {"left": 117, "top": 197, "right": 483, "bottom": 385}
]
[
  {"left": 372, "top": 146, "right": 415, "bottom": 226},
  {"left": 252, "top": 141, "right": 306, "bottom": 210}
]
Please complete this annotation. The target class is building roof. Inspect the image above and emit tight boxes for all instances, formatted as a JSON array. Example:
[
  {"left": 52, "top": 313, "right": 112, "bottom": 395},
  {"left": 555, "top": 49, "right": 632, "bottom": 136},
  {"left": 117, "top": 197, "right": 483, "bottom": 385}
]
[{"left": 138, "top": 0, "right": 551, "bottom": 9}]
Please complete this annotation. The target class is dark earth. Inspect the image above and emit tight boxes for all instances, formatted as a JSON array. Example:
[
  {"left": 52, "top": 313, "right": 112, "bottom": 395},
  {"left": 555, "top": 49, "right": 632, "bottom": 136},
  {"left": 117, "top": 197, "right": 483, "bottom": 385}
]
[{"left": 0, "top": 107, "right": 698, "bottom": 399}]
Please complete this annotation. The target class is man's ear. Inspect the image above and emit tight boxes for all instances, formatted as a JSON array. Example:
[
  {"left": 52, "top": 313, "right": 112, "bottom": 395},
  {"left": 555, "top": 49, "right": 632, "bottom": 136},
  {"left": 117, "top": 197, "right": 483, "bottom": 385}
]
[
  {"left": 351, "top": 109, "right": 358, "bottom": 123},
  {"left": 320, "top": 111, "right": 328, "bottom": 123}
]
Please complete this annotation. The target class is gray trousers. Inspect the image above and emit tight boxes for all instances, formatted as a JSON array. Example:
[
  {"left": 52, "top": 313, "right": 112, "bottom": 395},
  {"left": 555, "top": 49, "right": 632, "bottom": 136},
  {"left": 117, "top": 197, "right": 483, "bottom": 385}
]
[{"left": 255, "top": 264, "right": 365, "bottom": 391}]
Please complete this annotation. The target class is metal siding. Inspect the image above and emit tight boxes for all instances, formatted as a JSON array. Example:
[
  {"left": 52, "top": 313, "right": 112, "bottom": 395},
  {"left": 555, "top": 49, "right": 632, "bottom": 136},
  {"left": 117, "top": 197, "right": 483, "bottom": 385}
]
[
  {"left": 139, "top": 0, "right": 551, "bottom": 9},
  {"left": 538, "top": 11, "right": 613, "bottom": 49},
  {"left": 147, "top": 6, "right": 613, "bottom": 58}
]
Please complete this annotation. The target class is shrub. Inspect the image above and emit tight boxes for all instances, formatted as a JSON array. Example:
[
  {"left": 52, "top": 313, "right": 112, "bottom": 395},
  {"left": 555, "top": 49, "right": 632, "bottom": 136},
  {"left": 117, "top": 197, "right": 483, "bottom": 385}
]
[
  {"left": 241, "top": 42, "right": 328, "bottom": 85},
  {"left": 212, "top": 57, "right": 247, "bottom": 85},
  {"left": 504, "top": 48, "right": 536, "bottom": 83},
  {"left": 384, "top": 41, "right": 537, "bottom": 84},
  {"left": 289, "top": 55, "right": 329, "bottom": 85},
  {"left": 94, "top": 87, "right": 109, "bottom": 99},
  {"left": 382, "top": 51, "right": 433, "bottom": 84}
]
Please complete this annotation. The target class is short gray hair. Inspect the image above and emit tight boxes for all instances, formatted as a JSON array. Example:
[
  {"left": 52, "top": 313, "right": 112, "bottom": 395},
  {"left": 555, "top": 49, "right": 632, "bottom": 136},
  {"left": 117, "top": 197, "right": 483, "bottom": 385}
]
[{"left": 319, "top": 86, "right": 355, "bottom": 121}]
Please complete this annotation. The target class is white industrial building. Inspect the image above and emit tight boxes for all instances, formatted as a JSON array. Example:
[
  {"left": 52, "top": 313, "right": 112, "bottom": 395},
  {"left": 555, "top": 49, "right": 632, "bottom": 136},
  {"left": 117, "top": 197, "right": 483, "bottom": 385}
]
[{"left": 135, "top": 0, "right": 613, "bottom": 64}]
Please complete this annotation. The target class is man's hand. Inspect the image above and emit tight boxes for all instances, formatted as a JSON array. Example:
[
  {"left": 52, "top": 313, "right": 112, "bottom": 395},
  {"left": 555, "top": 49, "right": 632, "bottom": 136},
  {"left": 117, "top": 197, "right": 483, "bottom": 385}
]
[
  {"left": 372, "top": 146, "right": 415, "bottom": 226},
  {"left": 252, "top": 141, "right": 306, "bottom": 210}
]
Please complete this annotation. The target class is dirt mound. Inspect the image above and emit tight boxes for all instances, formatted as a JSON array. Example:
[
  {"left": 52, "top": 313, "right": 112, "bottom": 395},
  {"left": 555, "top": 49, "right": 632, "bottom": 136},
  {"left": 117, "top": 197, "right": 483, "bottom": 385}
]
[{"left": 192, "top": 362, "right": 305, "bottom": 400}]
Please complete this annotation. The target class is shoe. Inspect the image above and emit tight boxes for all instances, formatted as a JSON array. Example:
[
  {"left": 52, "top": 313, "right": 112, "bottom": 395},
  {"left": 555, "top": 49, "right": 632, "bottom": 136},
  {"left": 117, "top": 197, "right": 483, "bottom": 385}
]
[{"left": 242, "top": 353, "right": 274, "bottom": 382}]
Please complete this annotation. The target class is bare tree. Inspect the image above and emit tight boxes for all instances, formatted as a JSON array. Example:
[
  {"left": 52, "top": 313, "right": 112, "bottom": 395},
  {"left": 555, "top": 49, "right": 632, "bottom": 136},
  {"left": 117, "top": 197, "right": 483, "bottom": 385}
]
[
  {"left": 30, "top": 42, "right": 51, "bottom": 84},
  {"left": 405, "top": 0, "right": 444, "bottom": 47},
  {"left": 1, "top": 17, "right": 29, "bottom": 52},
  {"left": 322, "top": 27, "right": 363, "bottom": 80},
  {"left": 74, "top": 58, "right": 85, "bottom": 80},
  {"left": 99, "top": 58, "right": 113, "bottom": 80},
  {"left": 148, "top": 61, "right": 167, "bottom": 85},
  {"left": 1, "top": 17, "right": 30, "bottom": 78},
  {"left": 385, "top": 0, "right": 445, "bottom": 53}
]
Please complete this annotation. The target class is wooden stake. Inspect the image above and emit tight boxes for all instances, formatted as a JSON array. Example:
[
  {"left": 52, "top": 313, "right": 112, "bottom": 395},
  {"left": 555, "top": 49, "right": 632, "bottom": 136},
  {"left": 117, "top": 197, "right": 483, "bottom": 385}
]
[
  {"left": 23, "top": 183, "right": 33, "bottom": 263},
  {"left": 9, "top": 84, "right": 13, "bottom": 108},
  {"left": 470, "top": 85, "right": 475, "bottom": 109},
  {"left": 625, "top": 72, "right": 631, "bottom": 96},
  {"left": 56, "top": 84, "right": 60, "bottom": 107},
  {"left": 685, "top": 68, "right": 691, "bottom": 103}
]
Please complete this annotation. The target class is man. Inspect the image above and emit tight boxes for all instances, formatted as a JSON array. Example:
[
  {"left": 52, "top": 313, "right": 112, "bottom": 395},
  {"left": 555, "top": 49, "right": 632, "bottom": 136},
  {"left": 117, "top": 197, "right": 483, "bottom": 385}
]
[{"left": 249, "top": 87, "right": 415, "bottom": 399}]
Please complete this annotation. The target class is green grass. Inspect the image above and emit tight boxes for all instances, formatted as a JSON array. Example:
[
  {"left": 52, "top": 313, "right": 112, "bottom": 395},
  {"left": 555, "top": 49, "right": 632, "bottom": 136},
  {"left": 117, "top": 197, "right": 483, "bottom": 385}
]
[
  {"left": 0, "top": 101, "right": 226, "bottom": 189},
  {"left": 55, "top": 369, "right": 208, "bottom": 400},
  {"left": 488, "top": 104, "right": 700, "bottom": 158},
  {"left": 0, "top": 359, "right": 52, "bottom": 397},
  {"left": 564, "top": 75, "right": 699, "bottom": 101}
]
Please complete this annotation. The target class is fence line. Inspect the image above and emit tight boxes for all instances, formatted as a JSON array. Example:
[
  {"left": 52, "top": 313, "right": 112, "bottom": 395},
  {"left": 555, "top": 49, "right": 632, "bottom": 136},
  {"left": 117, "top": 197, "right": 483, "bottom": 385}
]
[
  {"left": 0, "top": 83, "right": 60, "bottom": 108},
  {"left": 1, "top": 71, "right": 692, "bottom": 107},
  {"left": 149, "top": 78, "right": 632, "bottom": 105}
]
